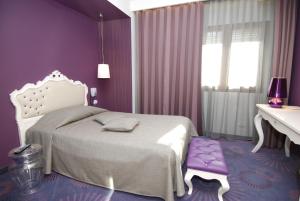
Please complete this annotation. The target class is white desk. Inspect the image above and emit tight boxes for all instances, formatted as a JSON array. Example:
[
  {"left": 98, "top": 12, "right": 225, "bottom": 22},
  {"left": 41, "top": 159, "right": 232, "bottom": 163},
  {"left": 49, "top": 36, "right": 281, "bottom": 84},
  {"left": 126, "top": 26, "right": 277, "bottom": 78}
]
[{"left": 252, "top": 104, "right": 300, "bottom": 157}]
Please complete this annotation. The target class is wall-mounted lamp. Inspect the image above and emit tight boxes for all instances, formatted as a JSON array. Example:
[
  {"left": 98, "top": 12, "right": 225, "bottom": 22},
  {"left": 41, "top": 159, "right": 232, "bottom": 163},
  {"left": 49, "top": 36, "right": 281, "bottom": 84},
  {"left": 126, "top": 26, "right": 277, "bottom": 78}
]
[
  {"left": 90, "top": 87, "right": 98, "bottom": 105},
  {"left": 97, "top": 13, "right": 110, "bottom": 79}
]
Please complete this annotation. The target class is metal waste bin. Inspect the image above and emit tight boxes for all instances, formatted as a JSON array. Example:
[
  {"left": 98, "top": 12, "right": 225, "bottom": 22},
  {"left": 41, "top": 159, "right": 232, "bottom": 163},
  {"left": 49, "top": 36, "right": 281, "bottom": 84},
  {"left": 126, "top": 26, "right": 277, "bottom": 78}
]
[{"left": 8, "top": 144, "right": 43, "bottom": 195}]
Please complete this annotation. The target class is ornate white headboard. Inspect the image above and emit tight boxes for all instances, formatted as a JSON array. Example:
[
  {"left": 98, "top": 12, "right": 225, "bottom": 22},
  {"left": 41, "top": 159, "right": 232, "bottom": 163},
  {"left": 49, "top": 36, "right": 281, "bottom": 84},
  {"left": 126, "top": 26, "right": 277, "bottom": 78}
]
[{"left": 10, "top": 70, "right": 88, "bottom": 146}]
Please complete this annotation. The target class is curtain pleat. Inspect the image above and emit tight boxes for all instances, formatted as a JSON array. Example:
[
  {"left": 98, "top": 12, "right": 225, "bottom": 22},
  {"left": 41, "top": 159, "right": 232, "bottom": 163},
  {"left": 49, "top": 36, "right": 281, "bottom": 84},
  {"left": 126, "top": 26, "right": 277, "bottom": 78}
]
[
  {"left": 272, "top": 0, "right": 297, "bottom": 93},
  {"left": 136, "top": 2, "right": 204, "bottom": 132},
  {"left": 264, "top": 0, "right": 298, "bottom": 148}
]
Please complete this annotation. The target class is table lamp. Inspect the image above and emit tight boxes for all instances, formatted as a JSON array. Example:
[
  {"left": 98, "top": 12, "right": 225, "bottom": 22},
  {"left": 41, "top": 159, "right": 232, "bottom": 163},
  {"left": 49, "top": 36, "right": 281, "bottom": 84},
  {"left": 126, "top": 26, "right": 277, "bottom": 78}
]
[{"left": 267, "top": 77, "right": 287, "bottom": 108}]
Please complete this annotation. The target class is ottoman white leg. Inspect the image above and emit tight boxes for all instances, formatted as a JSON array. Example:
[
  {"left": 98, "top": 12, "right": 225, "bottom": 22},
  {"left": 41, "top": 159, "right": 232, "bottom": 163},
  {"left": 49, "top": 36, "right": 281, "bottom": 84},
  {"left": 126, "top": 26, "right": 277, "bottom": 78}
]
[
  {"left": 184, "top": 169, "right": 230, "bottom": 201},
  {"left": 217, "top": 176, "right": 230, "bottom": 201},
  {"left": 184, "top": 169, "right": 194, "bottom": 195}
]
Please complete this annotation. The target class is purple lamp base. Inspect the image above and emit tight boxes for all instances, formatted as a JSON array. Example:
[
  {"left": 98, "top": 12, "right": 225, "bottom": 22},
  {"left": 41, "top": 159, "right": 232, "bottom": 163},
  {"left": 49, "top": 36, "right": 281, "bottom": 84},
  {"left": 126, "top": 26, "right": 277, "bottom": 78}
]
[{"left": 268, "top": 98, "right": 284, "bottom": 108}]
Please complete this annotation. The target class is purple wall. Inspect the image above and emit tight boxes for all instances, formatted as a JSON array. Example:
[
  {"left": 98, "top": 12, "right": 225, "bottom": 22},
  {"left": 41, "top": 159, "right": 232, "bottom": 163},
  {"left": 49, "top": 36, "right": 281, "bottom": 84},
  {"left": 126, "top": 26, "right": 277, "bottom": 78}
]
[
  {"left": 289, "top": 4, "right": 300, "bottom": 106},
  {"left": 0, "top": 0, "right": 100, "bottom": 166},
  {"left": 0, "top": 0, "right": 132, "bottom": 167},
  {"left": 99, "top": 18, "right": 132, "bottom": 112}
]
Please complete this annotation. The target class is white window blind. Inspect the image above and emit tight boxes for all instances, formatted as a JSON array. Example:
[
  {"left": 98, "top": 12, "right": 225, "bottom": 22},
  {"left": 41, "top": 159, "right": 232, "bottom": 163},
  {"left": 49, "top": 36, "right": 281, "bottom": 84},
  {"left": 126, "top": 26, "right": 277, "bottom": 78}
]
[{"left": 201, "top": 23, "right": 264, "bottom": 90}]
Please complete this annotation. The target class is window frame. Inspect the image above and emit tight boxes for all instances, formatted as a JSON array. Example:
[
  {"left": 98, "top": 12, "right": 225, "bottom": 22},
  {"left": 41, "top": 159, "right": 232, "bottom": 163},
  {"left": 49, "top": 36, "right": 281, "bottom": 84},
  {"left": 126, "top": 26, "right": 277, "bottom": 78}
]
[{"left": 201, "top": 22, "right": 265, "bottom": 93}]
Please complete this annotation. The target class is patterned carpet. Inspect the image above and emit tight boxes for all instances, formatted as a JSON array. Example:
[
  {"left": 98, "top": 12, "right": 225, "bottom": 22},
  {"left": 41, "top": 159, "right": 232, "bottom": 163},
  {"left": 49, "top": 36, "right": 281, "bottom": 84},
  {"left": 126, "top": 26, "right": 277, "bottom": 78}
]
[{"left": 1, "top": 138, "right": 300, "bottom": 201}]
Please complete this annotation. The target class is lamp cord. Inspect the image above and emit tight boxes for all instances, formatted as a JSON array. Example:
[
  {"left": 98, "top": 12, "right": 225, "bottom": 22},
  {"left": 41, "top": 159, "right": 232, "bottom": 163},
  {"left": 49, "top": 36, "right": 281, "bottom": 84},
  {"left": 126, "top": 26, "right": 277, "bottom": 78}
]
[{"left": 98, "top": 13, "right": 105, "bottom": 63}]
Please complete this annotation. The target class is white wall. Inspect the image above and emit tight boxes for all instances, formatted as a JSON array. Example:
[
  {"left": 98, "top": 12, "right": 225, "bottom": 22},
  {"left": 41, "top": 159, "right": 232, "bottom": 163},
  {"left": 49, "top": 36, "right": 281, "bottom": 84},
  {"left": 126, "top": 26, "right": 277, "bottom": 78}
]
[
  {"left": 130, "top": 0, "right": 206, "bottom": 11},
  {"left": 108, "top": 0, "right": 207, "bottom": 15},
  {"left": 107, "top": 0, "right": 132, "bottom": 17}
]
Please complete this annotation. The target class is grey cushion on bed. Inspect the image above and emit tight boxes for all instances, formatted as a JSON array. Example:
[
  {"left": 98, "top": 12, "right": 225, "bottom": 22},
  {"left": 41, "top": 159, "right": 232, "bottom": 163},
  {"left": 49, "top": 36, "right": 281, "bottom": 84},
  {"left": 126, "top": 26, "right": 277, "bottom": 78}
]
[{"left": 102, "top": 117, "right": 139, "bottom": 132}]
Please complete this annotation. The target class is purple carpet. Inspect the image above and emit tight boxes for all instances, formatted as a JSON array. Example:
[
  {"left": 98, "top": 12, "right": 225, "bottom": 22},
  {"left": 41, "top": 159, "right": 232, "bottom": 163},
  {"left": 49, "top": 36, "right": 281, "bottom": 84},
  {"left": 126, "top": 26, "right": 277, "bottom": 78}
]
[{"left": 1, "top": 138, "right": 300, "bottom": 201}]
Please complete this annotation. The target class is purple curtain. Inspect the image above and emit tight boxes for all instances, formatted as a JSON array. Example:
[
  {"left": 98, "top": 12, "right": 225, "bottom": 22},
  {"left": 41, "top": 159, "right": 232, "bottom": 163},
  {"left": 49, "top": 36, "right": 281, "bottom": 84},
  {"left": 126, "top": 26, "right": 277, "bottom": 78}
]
[
  {"left": 264, "top": 0, "right": 298, "bottom": 148},
  {"left": 136, "top": 2, "right": 204, "bottom": 132},
  {"left": 272, "top": 0, "right": 298, "bottom": 92}
]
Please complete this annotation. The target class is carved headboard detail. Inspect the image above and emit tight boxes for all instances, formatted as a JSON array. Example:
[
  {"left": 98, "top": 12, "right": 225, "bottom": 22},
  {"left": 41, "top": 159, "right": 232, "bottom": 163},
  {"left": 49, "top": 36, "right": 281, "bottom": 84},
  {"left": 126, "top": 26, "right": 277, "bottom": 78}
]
[{"left": 10, "top": 70, "right": 88, "bottom": 145}]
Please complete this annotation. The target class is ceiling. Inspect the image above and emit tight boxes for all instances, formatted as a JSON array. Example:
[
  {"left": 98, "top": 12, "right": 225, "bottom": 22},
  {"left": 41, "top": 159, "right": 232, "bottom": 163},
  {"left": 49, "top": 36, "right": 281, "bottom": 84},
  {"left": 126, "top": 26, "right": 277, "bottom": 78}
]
[{"left": 54, "top": 0, "right": 129, "bottom": 21}]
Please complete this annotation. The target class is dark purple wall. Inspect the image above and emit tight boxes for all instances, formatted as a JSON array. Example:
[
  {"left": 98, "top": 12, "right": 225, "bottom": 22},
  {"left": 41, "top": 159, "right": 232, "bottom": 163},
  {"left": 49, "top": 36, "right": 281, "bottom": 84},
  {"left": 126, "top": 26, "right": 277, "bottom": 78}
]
[
  {"left": 0, "top": 0, "right": 132, "bottom": 167},
  {"left": 99, "top": 18, "right": 132, "bottom": 112},
  {"left": 0, "top": 0, "right": 100, "bottom": 166},
  {"left": 289, "top": 4, "right": 300, "bottom": 106}
]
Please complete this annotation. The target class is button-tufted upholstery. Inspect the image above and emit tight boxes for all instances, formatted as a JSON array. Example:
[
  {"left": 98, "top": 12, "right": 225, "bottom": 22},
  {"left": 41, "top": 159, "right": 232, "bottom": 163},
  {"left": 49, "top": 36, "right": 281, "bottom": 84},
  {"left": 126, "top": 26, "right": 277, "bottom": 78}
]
[
  {"left": 187, "top": 138, "right": 228, "bottom": 175},
  {"left": 16, "top": 80, "right": 86, "bottom": 119}
]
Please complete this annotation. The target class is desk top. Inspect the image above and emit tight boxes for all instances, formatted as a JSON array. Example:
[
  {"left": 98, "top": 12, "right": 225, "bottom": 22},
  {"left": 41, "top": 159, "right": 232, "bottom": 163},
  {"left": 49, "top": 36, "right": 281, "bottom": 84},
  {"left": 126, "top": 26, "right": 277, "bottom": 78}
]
[{"left": 257, "top": 104, "right": 300, "bottom": 134}]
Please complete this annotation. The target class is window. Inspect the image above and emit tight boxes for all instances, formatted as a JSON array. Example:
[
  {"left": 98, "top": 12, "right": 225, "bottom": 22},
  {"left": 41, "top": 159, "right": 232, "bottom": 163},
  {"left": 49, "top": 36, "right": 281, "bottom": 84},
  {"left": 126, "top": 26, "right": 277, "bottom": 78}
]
[
  {"left": 201, "top": 23, "right": 263, "bottom": 90},
  {"left": 202, "top": 30, "right": 223, "bottom": 88}
]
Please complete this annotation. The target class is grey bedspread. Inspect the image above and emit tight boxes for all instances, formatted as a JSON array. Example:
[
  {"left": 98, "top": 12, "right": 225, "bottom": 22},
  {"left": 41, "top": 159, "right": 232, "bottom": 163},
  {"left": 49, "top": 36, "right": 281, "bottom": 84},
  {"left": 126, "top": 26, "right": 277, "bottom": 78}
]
[{"left": 26, "top": 106, "right": 197, "bottom": 201}]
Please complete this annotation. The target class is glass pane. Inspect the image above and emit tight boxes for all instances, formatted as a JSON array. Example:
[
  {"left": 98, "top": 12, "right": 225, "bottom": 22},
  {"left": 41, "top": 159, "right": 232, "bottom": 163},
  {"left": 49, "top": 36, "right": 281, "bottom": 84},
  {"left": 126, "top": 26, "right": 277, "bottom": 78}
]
[
  {"left": 201, "top": 43, "right": 223, "bottom": 87},
  {"left": 227, "top": 41, "right": 260, "bottom": 89}
]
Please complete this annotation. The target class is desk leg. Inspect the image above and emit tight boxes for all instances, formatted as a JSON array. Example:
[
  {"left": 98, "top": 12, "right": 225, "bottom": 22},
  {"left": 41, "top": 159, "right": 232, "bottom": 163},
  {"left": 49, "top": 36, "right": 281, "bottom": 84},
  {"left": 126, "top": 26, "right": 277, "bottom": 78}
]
[
  {"left": 285, "top": 137, "right": 291, "bottom": 157},
  {"left": 252, "top": 114, "right": 264, "bottom": 153}
]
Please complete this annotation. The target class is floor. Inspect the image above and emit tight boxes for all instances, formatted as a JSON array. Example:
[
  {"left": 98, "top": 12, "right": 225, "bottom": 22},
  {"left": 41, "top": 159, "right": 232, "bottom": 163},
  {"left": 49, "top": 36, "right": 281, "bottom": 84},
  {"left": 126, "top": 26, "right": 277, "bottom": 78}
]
[{"left": 0, "top": 138, "right": 300, "bottom": 201}]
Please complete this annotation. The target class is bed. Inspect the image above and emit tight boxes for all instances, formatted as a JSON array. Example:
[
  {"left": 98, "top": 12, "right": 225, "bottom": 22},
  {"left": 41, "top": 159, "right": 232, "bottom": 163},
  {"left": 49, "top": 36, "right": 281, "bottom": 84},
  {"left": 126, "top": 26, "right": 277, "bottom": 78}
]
[{"left": 10, "top": 71, "right": 197, "bottom": 201}]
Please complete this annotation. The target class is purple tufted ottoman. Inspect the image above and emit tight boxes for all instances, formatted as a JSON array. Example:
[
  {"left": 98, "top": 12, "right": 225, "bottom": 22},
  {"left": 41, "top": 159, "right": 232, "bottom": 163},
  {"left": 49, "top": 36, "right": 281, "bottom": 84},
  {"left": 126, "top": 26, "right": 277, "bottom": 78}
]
[{"left": 184, "top": 137, "right": 230, "bottom": 201}]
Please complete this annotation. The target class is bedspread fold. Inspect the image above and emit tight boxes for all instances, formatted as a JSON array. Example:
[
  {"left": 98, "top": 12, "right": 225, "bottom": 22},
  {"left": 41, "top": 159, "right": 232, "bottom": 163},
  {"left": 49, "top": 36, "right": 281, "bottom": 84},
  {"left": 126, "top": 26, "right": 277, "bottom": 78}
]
[{"left": 26, "top": 107, "right": 197, "bottom": 201}]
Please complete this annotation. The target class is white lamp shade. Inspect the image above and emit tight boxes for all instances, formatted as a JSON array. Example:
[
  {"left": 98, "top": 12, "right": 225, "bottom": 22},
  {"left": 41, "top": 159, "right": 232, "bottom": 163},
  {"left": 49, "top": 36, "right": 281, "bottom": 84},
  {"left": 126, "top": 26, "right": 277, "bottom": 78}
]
[{"left": 97, "top": 64, "right": 110, "bottom": 78}]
